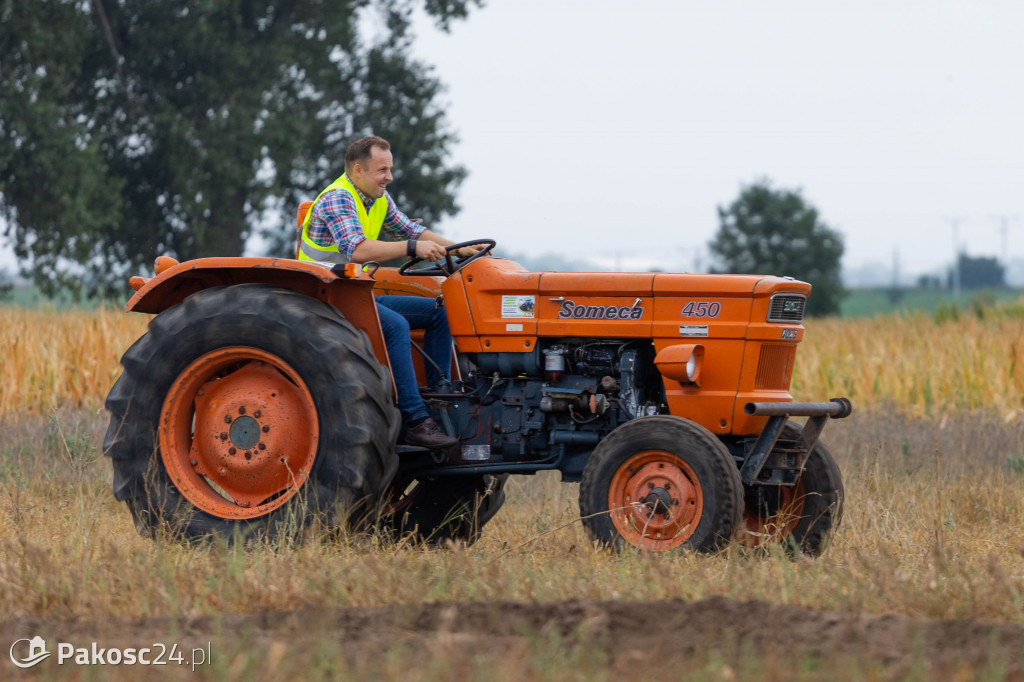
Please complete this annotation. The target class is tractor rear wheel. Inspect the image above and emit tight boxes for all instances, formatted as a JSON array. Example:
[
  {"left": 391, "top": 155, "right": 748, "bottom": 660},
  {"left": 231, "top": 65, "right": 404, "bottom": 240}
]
[
  {"left": 580, "top": 416, "right": 743, "bottom": 553},
  {"left": 385, "top": 474, "right": 507, "bottom": 546},
  {"left": 740, "top": 422, "right": 844, "bottom": 556},
  {"left": 103, "top": 284, "right": 400, "bottom": 542}
]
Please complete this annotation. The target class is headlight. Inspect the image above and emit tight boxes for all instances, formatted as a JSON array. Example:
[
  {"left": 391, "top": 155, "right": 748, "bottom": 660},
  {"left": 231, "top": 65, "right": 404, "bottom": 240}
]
[{"left": 654, "top": 344, "right": 704, "bottom": 386}]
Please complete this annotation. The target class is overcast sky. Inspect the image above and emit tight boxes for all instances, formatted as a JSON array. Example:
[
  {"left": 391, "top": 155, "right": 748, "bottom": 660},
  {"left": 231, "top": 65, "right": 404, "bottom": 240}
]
[{"left": 405, "top": 0, "right": 1023, "bottom": 280}]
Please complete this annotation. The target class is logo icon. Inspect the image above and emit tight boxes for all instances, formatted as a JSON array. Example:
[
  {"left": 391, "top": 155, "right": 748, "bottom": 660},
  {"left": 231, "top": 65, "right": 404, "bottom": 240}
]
[{"left": 10, "top": 636, "right": 51, "bottom": 668}]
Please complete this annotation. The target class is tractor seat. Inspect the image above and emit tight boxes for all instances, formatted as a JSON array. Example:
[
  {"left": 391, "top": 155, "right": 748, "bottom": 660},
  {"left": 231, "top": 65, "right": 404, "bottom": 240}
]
[{"left": 295, "top": 201, "right": 314, "bottom": 259}]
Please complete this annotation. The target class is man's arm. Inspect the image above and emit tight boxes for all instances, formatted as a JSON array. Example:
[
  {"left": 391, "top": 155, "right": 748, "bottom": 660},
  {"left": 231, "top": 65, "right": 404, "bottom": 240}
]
[{"left": 351, "top": 236, "right": 447, "bottom": 263}]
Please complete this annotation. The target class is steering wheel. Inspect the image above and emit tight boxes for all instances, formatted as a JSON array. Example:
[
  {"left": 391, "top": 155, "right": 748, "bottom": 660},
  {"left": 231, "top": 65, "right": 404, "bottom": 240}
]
[{"left": 398, "top": 239, "right": 496, "bottom": 277}]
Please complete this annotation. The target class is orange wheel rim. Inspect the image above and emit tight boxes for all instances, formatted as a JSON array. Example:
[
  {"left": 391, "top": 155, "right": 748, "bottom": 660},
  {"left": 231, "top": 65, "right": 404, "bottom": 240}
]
[
  {"left": 608, "top": 450, "right": 703, "bottom": 551},
  {"left": 741, "top": 480, "right": 805, "bottom": 547},
  {"left": 159, "top": 347, "right": 318, "bottom": 520}
]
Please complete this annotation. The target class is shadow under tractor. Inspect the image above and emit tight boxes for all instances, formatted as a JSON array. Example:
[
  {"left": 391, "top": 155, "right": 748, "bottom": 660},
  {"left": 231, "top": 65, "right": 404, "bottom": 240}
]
[{"left": 104, "top": 214, "right": 851, "bottom": 555}]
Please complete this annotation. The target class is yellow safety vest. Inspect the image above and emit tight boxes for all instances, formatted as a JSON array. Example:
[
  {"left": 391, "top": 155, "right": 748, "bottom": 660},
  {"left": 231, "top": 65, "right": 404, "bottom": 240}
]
[{"left": 297, "top": 174, "right": 389, "bottom": 264}]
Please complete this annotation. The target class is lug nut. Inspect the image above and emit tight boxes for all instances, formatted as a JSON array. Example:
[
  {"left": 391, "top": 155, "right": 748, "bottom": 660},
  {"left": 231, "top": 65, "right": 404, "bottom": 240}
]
[
  {"left": 245, "top": 452, "right": 252, "bottom": 460},
  {"left": 229, "top": 447, "right": 236, "bottom": 455},
  {"left": 262, "top": 425, "right": 270, "bottom": 433},
  {"left": 672, "top": 498, "right": 679, "bottom": 506},
  {"left": 224, "top": 415, "right": 232, "bottom": 424},
  {"left": 664, "top": 482, "right": 671, "bottom": 490},
  {"left": 258, "top": 443, "right": 266, "bottom": 450},
  {"left": 648, "top": 482, "right": 655, "bottom": 489},
  {"left": 239, "top": 406, "right": 246, "bottom": 414},
  {"left": 190, "top": 458, "right": 198, "bottom": 466},
  {"left": 220, "top": 432, "right": 228, "bottom": 441},
  {"left": 254, "top": 410, "right": 261, "bottom": 418}
]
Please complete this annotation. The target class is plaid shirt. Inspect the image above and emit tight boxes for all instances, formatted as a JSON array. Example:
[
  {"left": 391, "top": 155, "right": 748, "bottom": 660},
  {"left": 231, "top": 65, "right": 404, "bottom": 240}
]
[{"left": 306, "top": 184, "right": 425, "bottom": 257}]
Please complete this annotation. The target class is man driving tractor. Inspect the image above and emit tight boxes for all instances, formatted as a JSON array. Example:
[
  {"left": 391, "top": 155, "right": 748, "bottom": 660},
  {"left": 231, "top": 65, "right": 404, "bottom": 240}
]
[{"left": 297, "top": 135, "right": 485, "bottom": 449}]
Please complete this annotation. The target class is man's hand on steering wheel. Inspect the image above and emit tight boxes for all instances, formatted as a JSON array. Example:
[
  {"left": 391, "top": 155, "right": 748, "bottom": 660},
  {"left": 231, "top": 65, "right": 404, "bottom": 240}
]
[
  {"left": 452, "top": 243, "right": 487, "bottom": 259},
  {"left": 399, "top": 239, "right": 497, "bottom": 277},
  {"left": 413, "top": 240, "right": 448, "bottom": 261}
]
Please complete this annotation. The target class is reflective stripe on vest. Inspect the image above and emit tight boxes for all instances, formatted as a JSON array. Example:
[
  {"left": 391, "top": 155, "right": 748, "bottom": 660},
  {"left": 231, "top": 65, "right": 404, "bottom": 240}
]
[{"left": 298, "top": 174, "right": 388, "bottom": 264}]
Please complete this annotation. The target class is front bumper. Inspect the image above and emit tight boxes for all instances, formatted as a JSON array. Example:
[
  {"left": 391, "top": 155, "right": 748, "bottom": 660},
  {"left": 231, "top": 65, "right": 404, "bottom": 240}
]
[{"left": 739, "top": 398, "right": 853, "bottom": 485}]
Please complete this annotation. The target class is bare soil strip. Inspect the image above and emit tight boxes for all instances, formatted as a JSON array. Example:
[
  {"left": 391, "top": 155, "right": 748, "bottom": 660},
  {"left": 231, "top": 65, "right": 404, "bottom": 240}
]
[{"left": 4, "top": 597, "right": 1023, "bottom": 677}]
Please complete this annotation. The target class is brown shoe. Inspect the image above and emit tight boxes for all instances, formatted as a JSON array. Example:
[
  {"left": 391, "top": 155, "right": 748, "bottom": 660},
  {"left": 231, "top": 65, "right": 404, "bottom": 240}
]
[{"left": 403, "top": 417, "right": 459, "bottom": 449}]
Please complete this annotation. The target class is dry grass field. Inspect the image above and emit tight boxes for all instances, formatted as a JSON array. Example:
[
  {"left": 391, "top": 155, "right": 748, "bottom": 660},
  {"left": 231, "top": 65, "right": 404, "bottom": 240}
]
[{"left": 2, "top": 302, "right": 1024, "bottom": 680}]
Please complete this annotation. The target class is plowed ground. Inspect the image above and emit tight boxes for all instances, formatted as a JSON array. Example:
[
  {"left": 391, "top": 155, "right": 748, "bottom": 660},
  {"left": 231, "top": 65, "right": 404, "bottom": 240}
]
[{"left": 4, "top": 597, "right": 1023, "bottom": 680}]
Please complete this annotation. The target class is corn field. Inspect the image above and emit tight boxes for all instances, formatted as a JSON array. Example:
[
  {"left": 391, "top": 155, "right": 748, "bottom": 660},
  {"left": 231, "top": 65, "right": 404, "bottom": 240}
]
[
  {"left": 3, "top": 301, "right": 1023, "bottom": 417},
  {"left": 0, "top": 305, "right": 148, "bottom": 414}
]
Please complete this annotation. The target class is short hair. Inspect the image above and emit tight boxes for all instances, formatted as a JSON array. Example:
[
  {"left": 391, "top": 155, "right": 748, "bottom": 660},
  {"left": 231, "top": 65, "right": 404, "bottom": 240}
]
[{"left": 344, "top": 136, "right": 391, "bottom": 174}]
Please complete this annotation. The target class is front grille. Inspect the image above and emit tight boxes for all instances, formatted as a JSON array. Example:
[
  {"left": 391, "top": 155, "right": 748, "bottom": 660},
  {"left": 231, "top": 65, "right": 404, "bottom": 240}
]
[
  {"left": 754, "top": 344, "right": 796, "bottom": 390},
  {"left": 767, "top": 294, "right": 806, "bottom": 322}
]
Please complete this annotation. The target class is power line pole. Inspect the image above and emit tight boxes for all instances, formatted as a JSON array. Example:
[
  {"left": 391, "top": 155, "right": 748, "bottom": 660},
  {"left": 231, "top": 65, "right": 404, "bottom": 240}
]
[
  {"left": 993, "top": 214, "right": 1021, "bottom": 268},
  {"left": 949, "top": 217, "right": 962, "bottom": 299}
]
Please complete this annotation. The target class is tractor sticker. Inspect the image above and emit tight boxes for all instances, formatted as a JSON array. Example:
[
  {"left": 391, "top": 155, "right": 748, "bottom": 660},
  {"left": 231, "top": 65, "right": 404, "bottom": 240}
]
[
  {"left": 501, "top": 295, "right": 536, "bottom": 318},
  {"left": 557, "top": 298, "right": 645, "bottom": 320},
  {"left": 679, "top": 324, "right": 709, "bottom": 337},
  {"left": 680, "top": 301, "right": 721, "bottom": 318}
]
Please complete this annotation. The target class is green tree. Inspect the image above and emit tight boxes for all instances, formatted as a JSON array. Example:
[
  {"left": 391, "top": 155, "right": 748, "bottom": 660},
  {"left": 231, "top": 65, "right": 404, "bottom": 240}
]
[
  {"left": 709, "top": 180, "right": 845, "bottom": 316},
  {"left": 0, "top": 0, "right": 477, "bottom": 296}
]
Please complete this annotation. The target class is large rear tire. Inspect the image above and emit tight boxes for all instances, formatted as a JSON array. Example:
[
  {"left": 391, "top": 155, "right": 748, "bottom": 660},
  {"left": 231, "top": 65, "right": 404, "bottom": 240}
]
[
  {"left": 741, "top": 422, "right": 844, "bottom": 556},
  {"left": 385, "top": 474, "right": 507, "bottom": 546},
  {"left": 580, "top": 416, "right": 743, "bottom": 553},
  {"left": 103, "top": 284, "right": 400, "bottom": 542}
]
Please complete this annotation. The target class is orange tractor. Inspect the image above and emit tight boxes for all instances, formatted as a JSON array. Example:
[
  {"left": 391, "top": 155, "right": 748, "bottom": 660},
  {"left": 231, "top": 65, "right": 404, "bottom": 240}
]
[{"left": 104, "top": 214, "right": 850, "bottom": 554}]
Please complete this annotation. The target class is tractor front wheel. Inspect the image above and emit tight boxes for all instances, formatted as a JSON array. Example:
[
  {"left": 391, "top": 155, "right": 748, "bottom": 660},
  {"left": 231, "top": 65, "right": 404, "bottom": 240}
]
[
  {"left": 103, "top": 284, "right": 400, "bottom": 542},
  {"left": 580, "top": 416, "right": 743, "bottom": 553},
  {"left": 740, "top": 422, "right": 844, "bottom": 556}
]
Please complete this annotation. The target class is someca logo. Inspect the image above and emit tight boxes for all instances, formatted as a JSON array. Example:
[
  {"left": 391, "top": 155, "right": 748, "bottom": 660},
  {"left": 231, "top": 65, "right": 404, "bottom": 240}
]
[{"left": 557, "top": 298, "right": 645, "bottom": 320}]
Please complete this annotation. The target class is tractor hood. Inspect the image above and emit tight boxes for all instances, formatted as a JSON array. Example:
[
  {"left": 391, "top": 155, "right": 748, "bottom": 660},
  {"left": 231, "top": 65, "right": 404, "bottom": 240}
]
[{"left": 441, "top": 257, "right": 811, "bottom": 354}]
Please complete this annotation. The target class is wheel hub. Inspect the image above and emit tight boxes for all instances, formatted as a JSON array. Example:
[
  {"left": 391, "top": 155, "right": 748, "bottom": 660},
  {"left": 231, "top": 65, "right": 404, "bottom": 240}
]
[
  {"left": 643, "top": 487, "right": 673, "bottom": 515},
  {"left": 609, "top": 451, "right": 704, "bottom": 550},
  {"left": 160, "top": 347, "right": 318, "bottom": 519},
  {"left": 229, "top": 415, "right": 261, "bottom": 450},
  {"left": 190, "top": 362, "right": 315, "bottom": 506}
]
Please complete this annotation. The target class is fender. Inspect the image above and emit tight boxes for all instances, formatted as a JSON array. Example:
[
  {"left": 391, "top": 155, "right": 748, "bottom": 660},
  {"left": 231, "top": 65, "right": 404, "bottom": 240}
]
[{"left": 126, "top": 256, "right": 389, "bottom": 366}]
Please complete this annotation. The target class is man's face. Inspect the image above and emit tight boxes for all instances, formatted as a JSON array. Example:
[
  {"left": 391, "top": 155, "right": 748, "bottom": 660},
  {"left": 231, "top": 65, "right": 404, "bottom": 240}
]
[{"left": 350, "top": 147, "right": 393, "bottom": 200}]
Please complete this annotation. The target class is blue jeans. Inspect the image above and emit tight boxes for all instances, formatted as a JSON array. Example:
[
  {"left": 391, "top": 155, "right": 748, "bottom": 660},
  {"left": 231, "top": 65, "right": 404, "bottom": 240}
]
[{"left": 376, "top": 295, "right": 453, "bottom": 423}]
